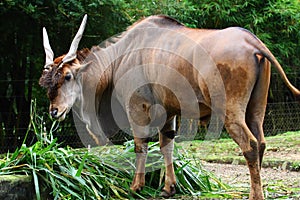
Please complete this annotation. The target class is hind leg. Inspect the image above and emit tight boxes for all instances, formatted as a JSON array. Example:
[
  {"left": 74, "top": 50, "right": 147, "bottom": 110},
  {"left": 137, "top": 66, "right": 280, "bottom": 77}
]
[
  {"left": 225, "top": 111, "right": 264, "bottom": 200},
  {"left": 246, "top": 57, "right": 270, "bottom": 167}
]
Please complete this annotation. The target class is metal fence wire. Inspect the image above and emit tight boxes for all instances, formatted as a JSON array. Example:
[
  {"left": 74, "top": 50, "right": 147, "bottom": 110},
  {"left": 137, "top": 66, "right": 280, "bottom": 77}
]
[
  {"left": 263, "top": 102, "right": 300, "bottom": 135},
  {"left": 108, "top": 101, "right": 300, "bottom": 144},
  {"left": 0, "top": 101, "right": 299, "bottom": 153}
]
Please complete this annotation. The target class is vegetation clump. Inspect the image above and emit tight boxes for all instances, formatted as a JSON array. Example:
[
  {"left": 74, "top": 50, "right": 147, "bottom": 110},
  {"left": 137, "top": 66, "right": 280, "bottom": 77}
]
[{"left": 0, "top": 101, "right": 228, "bottom": 199}]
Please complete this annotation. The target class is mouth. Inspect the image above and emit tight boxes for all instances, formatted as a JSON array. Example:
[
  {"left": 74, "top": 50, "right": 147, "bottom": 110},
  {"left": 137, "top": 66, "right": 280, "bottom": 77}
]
[{"left": 56, "top": 108, "right": 69, "bottom": 121}]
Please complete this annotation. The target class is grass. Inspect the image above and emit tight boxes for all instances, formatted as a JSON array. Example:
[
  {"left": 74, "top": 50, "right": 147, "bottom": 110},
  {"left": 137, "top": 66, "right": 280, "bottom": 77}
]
[
  {"left": 179, "top": 131, "right": 300, "bottom": 171},
  {"left": 0, "top": 101, "right": 229, "bottom": 199}
]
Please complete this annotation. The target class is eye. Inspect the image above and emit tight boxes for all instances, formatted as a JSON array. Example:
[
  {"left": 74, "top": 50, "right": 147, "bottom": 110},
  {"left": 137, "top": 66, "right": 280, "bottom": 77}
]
[{"left": 65, "top": 74, "right": 72, "bottom": 81}]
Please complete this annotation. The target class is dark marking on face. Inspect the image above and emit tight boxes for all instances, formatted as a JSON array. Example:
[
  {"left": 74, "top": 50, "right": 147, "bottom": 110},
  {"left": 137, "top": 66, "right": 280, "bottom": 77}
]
[
  {"left": 39, "top": 56, "right": 68, "bottom": 101},
  {"left": 39, "top": 49, "right": 91, "bottom": 102}
]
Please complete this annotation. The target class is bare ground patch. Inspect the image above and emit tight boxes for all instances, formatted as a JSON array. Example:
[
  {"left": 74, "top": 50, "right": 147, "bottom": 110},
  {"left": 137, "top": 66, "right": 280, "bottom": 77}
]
[
  {"left": 177, "top": 131, "right": 300, "bottom": 199},
  {"left": 202, "top": 162, "right": 300, "bottom": 199}
]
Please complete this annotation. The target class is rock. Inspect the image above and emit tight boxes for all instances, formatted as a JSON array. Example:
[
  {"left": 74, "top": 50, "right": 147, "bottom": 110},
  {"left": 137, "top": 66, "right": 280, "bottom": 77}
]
[{"left": 0, "top": 175, "right": 34, "bottom": 200}]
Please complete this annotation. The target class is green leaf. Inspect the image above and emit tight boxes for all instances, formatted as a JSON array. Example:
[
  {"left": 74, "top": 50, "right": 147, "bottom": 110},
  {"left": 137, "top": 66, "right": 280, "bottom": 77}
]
[
  {"left": 32, "top": 169, "right": 41, "bottom": 200},
  {"left": 75, "top": 152, "right": 88, "bottom": 177}
]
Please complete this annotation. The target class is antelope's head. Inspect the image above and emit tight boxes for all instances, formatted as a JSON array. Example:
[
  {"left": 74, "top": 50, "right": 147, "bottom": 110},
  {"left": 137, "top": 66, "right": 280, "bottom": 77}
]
[{"left": 39, "top": 15, "right": 90, "bottom": 121}]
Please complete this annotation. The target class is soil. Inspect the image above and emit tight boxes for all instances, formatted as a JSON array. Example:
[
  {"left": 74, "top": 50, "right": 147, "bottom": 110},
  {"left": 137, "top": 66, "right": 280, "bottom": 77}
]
[
  {"left": 177, "top": 132, "right": 300, "bottom": 199},
  {"left": 201, "top": 157, "right": 300, "bottom": 199},
  {"left": 202, "top": 161, "right": 300, "bottom": 189}
]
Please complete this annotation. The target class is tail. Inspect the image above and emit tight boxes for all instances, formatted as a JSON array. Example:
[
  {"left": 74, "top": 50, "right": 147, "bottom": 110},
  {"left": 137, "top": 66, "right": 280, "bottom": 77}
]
[
  {"left": 263, "top": 51, "right": 300, "bottom": 101},
  {"left": 249, "top": 37, "right": 300, "bottom": 102}
]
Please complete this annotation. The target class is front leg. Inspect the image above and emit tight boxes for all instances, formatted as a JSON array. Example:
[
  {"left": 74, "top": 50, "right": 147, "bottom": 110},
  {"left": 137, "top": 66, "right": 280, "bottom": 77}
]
[
  {"left": 159, "top": 117, "right": 177, "bottom": 197},
  {"left": 160, "top": 131, "right": 176, "bottom": 197},
  {"left": 130, "top": 137, "right": 148, "bottom": 192}
]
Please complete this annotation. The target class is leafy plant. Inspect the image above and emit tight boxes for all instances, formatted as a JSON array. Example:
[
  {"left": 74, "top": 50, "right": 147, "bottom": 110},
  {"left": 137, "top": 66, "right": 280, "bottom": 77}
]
[
  {"left": 0, "top": 100, "right": 229, "bottom": 199},
  {"left": 291, "top": 161, "right": 300, "bottom": 171}
]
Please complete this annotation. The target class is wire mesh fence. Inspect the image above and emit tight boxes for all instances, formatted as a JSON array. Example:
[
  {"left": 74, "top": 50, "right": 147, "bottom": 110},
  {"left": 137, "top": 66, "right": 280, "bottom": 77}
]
[
  {"left": 0, "top": 101, "right": 299, "bottom": 153},
  {"left": 109, "top": 101, "right": 300, "bottom": 144},
  {"left": 263, "top": 102, "right": 300, "bottom": 135}
]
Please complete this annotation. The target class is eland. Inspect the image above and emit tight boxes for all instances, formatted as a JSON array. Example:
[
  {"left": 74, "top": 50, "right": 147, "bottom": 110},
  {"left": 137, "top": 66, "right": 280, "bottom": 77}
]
[{"left": 39, "top": 15, "right": 300, "bottom": 199}]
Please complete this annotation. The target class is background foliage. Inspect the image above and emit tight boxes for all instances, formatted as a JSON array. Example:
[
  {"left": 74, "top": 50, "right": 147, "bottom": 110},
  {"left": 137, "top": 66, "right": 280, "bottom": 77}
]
[{"left": 0, "top": 0, "right": 299, "bottom": 152}]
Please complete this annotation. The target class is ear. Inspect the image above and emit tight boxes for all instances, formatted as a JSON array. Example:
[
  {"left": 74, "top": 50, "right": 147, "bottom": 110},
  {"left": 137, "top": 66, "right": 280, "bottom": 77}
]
[
  {"left": 78, "top": 61, "right": 92, "bottom": 73},
  {"left": 73, "top": 48, "right": 91, "bottom": 74},
  {"left": 71, "top": 61, "right": 92, "bottom": 75}
]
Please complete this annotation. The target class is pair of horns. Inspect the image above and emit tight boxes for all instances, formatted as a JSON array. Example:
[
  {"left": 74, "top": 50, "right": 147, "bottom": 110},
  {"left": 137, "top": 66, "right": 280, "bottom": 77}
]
[{"left": 43, "top": 14, "right": 87, "bottom": 69}]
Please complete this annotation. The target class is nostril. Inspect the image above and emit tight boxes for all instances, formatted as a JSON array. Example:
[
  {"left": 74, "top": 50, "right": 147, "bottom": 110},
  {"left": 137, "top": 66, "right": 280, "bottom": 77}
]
[{"left": 50, "top": 108, "right": 58, "bottom": 118}]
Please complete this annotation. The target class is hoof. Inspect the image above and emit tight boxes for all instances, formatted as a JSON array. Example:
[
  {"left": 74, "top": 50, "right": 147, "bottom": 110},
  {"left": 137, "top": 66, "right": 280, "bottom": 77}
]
[
  {"left": 130, "top": 186, "right": 144, "bottom": 198},
  {"left": 160, "top": 185, "right": 176, "bottom": 198}
]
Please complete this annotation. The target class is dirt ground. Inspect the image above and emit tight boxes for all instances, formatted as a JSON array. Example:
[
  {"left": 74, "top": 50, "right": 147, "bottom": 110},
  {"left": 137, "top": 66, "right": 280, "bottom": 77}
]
[
  {"left": 202, "top": 162, "right": 300, "bottom": 188},
  {"left": 202, "top": 161, "right": 300, "bottom": 199},
  {"left": 180, "top": 133, "right": 300, "bottom": 199}
]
